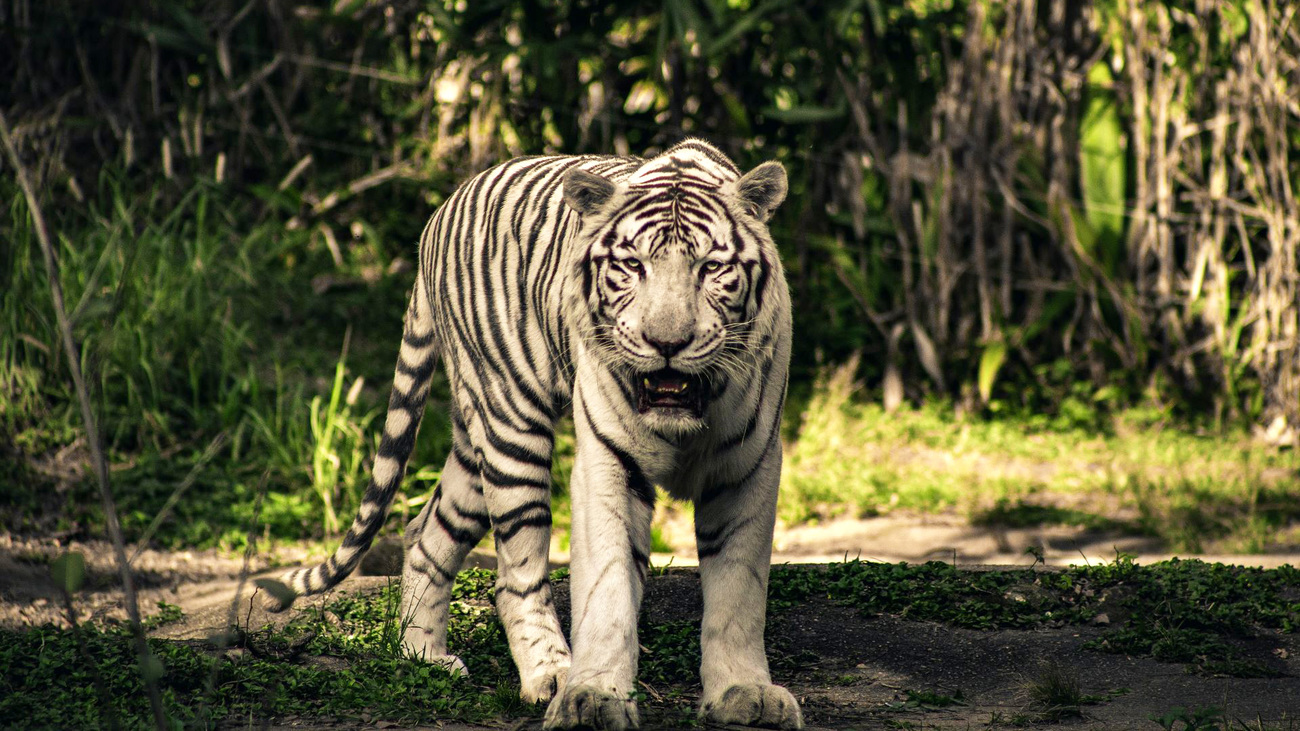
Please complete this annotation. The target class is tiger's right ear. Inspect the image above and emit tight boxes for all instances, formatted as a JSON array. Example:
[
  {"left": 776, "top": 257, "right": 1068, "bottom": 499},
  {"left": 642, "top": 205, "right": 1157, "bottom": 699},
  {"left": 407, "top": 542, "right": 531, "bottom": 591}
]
[
  {"left": 562, "top": 168, "right": 618, "bottom": 216},
  {"left": 736, "top": 161, "right": 788, "bottom": 222}
]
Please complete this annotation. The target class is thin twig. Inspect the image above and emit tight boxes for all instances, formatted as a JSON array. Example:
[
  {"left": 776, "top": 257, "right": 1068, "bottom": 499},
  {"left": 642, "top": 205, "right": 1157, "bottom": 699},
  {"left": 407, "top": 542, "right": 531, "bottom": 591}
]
[{"left": 0, "top": 110, "right": 168, "bottom": 731}]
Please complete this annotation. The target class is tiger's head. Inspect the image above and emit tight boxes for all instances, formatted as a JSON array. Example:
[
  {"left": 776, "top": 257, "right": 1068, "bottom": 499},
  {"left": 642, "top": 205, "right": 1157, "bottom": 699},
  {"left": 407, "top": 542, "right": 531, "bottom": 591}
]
[{"left": 563, "top": 141, "right": 789, "bottom": 433}]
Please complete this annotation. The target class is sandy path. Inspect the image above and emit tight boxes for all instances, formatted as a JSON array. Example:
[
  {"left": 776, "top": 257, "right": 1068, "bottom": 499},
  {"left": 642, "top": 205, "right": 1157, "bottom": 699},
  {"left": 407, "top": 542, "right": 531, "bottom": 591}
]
[{"left": 5, "top": 515, "right": 1297, "bottom": 630}]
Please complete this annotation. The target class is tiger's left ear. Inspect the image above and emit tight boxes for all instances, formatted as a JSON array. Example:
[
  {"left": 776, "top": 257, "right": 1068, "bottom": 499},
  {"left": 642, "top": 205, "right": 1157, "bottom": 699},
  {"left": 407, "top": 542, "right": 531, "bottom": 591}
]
[{"left": 736, "top": 161, "right": 788, "bottom": 222}]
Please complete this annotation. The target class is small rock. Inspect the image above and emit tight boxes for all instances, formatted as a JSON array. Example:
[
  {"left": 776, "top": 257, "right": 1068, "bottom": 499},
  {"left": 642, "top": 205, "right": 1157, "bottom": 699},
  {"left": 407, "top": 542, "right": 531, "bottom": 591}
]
[{"left": 1092, "top": 613, "right": 1110, "bottom": 625}]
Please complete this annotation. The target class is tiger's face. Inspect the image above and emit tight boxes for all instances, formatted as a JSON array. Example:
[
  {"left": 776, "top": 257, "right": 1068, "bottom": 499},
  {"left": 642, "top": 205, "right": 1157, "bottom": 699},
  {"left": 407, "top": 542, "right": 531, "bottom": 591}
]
[{"left": 564, "top": 149, "right": 787, "bottom": 431}]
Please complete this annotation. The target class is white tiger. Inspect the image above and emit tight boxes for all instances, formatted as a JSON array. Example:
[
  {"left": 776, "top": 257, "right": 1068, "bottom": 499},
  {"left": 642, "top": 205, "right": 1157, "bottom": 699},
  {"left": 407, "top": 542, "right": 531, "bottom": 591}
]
[{"left": 268, "top": 139, "right": 801, "bottom": 730}]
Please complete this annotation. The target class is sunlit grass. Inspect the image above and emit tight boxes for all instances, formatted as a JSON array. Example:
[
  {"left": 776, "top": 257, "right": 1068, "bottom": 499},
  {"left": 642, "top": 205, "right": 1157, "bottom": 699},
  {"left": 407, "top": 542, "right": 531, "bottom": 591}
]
[
  {"left": 0, "top": 175, "right": 424, "bottom": 549},
  {"left": 780, "top": 361, "right": 1300, "bottom": 552}
]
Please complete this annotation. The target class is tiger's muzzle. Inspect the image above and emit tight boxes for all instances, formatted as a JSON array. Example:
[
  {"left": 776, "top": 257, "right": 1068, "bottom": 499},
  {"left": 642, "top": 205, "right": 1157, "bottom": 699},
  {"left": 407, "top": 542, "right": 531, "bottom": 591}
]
[{"left": 635, "top": 368, "right": 708, "bottom": 417}]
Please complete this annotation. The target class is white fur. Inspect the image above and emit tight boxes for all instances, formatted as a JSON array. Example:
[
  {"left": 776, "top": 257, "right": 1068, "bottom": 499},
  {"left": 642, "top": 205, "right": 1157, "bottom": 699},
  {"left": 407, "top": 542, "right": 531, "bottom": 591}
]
[{"left": 275, "top": 142, "right": 800, "bottom": 731}]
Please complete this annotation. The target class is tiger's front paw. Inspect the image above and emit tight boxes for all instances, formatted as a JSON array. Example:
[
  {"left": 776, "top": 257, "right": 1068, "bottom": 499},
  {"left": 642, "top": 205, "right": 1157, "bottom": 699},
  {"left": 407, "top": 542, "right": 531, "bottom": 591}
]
[
  {"left": 520, "top": 655, "right": 570, "bottom": 704},
  {"left": 402, "top": 630, "right": 468, "bottom": 677},
  {"left": 409, "top": 651, "right": 468, "bottom": 677},
  {"left": 700, "top": 683, "right": 803, "bottom": 729},
  {"left": 543, "top": 684, "right": 639, "bottom": 730}
]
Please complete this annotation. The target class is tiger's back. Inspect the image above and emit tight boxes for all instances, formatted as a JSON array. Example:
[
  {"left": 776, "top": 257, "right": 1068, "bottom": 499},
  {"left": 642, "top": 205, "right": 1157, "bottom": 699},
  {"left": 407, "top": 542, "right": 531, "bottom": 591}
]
[{"left": 423, "top": 154, "right": 639, "bottom": 422}]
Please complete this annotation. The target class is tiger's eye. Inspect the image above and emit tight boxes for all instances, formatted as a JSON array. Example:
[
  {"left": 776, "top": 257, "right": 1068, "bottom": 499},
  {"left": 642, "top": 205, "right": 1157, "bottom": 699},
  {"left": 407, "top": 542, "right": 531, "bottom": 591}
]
[
  {"left": 623, "top": 258, "right": 644, "bottom": 273},
  {"left": 702, "top": 260, "right": 723, "bottom": 273}
]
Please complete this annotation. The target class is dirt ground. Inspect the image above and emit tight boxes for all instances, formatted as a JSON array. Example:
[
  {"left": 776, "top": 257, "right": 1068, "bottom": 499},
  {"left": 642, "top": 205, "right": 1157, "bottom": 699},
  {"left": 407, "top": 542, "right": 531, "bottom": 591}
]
[{"left": 3, "top": 519, "right": 1299, "bottom": 729}]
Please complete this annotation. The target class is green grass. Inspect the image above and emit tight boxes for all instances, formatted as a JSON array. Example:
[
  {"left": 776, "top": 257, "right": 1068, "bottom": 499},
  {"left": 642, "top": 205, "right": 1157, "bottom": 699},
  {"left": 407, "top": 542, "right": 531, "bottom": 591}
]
[
  {"left": 781, "top": 360, "right": 1300, "bottom": 553},
  {"left": 3, "top": 557, "right": 1292, "bottom": 727},
  {"left": 1023, "top": 661, "right": 1085, "bottom": 721},
  {"left": 1, "top": 174, "right": 445, "bottom": 550},
  {"left": 0, "top": 570, "right": 514, "bottom": 728}
]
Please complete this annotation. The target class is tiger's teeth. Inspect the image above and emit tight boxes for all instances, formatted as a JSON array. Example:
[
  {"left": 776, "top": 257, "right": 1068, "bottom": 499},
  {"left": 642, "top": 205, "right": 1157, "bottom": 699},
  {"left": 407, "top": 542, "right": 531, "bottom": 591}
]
[{"left": 643, "top": 377, "right": 652, "bottom": 388}]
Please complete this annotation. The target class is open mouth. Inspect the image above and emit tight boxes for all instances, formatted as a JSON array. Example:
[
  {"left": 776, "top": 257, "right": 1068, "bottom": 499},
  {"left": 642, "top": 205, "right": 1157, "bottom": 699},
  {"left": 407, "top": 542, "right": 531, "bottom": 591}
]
[{"left": 635, "top": 369, "right": 707, "bottom": 416}]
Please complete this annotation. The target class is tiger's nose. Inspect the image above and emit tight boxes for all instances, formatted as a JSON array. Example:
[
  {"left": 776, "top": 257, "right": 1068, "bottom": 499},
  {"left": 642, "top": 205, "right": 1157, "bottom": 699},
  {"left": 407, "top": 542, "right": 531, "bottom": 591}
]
[{"left": 645, "top": 334, "right": 692, "bottom": 358}]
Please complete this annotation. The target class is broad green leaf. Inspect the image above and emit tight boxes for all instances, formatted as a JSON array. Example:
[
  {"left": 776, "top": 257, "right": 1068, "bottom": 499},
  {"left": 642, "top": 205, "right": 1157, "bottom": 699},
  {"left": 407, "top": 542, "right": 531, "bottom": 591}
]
[
  {"left": 1079, "top": 61, "right": 1126, "bottom": 274},
  {"left": 705, "top": 0, "right": 783, "bottom": 56},
  {"left": 718, "top": 89, "right": 752, "bottom": 134},
  {"left": 50, "top": 552, "right": 86, "bottom": 595},
  {"left": 140, "top": 653, "right": 165, "bottom": 683},
  {"left": 761, "top": 104, "right": 845, "bottom": 124},
  {"left": 624, "top": 79, "right": 664, "bottom": 115},
  {"left": 978, "top": 340, "right": 1007, "bottom": 403}
]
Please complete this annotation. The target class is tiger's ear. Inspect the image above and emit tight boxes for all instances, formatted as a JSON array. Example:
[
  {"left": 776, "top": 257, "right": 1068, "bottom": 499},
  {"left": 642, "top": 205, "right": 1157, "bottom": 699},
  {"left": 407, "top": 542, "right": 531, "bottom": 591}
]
[
  {"left": 736, "top": 161, "right": 788, "bottom": 221},
  {"left": 563, "top": 168, "right": 618, "bottom": 216}
]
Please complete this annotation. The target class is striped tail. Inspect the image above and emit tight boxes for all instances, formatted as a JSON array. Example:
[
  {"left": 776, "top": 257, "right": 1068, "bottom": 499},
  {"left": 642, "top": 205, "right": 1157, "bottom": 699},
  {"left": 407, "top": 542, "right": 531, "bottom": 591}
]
[{"left": 267, "top": 290, "right": 438, "bottom": 611}]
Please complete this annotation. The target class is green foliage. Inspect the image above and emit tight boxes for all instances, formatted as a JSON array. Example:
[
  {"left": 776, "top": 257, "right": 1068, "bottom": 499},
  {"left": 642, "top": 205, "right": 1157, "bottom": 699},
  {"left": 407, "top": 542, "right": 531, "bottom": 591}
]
[
  {"left": 307, "top": 333, "right": 379, "bottom": 536},
  {"left": 49, "top": 552, "right": 85, "bottom": 595},
  {"left": 637, "top": 619, "right": 700, "bottom": 686},
  {"left": 977, "top": 340, "right": 1007, "bottom": 404},
  {"left": 0, "top": 577, "right": 519, "bottom": 728},
  {"left": 1078, "top": 60, "right": 1127, "bottom": 274},
  {"left": 0, "top": 172, "right": 438, "bottom": 546},
  {"left": 142, "top": 601, "right": 186, "bottom": 630},
  {"left": 451, "top": 567, "right": 499, "bottom": 603},
  {"left": 7, "top": 0, "right": 1297, "bottom": 423},
  {"left": 1151, "top": 705, "right": 1229, "bottom": 731},
  {"left": 0, "top": 623, "right": 463, "bottom": 727}
]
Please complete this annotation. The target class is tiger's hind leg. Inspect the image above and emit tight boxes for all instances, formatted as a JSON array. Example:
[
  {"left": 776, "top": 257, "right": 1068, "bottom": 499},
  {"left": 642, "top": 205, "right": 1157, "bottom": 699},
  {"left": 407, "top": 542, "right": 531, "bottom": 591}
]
[
  {"left": 478, "top": 414, "right": 571, "bottom": 704},
  {"left": 399, "top": 416, "right": 490, "bottom": 675}
]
